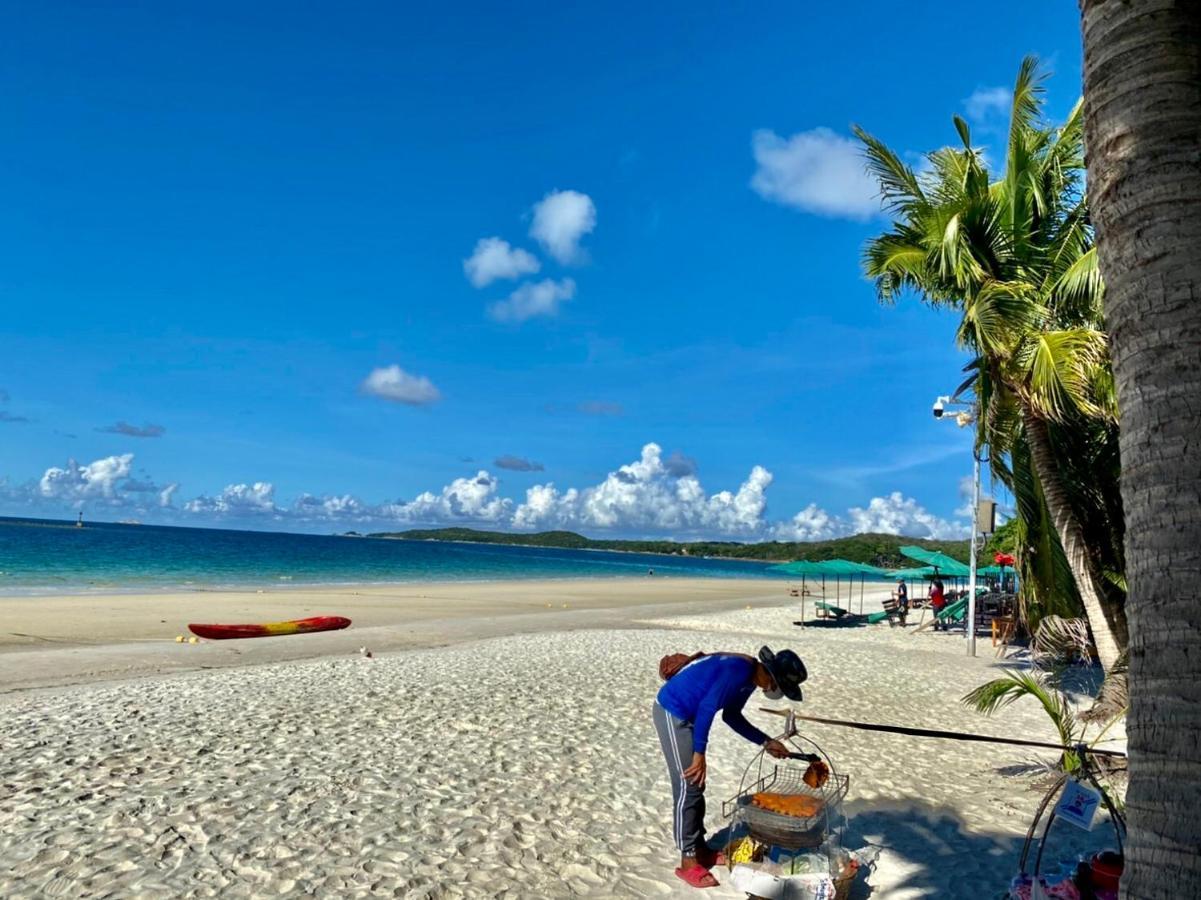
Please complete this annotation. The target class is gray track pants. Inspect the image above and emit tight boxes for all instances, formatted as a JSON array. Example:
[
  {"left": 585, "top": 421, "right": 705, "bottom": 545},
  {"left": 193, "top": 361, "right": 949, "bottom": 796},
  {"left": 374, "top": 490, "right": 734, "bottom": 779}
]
[{"left": 652, "top": 701, "right": 705, "bottom": 855}]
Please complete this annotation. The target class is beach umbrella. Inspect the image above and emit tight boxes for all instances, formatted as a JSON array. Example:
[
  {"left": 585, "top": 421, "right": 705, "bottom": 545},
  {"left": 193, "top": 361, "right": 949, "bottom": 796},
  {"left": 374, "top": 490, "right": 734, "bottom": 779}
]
[
  {"left": 771, "top": 559, "right": 892, "bottom": 617},
  {"left": 897, "top": 545, "right": 971, "bottom": 577}
]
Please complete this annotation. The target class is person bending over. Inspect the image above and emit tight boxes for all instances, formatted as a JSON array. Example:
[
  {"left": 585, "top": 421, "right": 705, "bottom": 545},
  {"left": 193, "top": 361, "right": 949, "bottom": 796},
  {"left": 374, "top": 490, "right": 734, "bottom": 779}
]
[{"left": 652, "top": 646, "right": 807, "bottom": 889}]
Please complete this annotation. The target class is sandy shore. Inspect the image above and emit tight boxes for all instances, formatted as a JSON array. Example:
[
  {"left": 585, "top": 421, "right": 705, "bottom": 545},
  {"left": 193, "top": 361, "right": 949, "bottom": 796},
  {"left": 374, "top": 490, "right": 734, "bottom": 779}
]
[
  {"left": 0, "top": 578, "right": 787, "bottom": 693},
  {"left": 0, "top": 581, "right": 1121, "bottom": 898}
]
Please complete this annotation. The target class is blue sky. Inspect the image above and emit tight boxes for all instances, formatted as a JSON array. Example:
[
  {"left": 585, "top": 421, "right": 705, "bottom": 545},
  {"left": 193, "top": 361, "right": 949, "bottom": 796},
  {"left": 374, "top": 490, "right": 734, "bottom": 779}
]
[{"left": 0, "top": 1, "right": 1085, "bottom": 539}]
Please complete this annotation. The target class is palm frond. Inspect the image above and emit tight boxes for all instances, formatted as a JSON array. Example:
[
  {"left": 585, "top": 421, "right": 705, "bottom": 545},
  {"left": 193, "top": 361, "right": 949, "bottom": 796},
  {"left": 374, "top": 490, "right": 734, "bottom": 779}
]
[
  {"left": 1022, "top": 328, "right": 1109, "bottom": 420},
  {"left": 853, "top": 125, "right": 926, "bottom": 213},
  {"left": 962, "top": 669, "right": 1078, "bottom": 754},
  {"left": 960, "top": 281, "right": 1045, "bottom": 357},
  {"left": 1051, "top": 246, "right": 1104, "bottom": 315}
]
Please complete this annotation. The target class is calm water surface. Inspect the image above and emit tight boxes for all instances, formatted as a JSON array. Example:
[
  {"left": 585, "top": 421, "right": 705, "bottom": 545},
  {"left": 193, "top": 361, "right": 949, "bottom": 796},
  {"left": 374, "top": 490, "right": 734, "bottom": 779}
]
[{"left": 0, "top": 517, "right": 790, "bottom": 594}]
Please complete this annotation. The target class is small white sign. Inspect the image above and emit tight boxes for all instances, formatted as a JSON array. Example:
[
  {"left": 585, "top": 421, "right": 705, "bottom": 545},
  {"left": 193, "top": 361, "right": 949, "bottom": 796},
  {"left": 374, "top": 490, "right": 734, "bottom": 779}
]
[{"left": 1055, "top": 778, "right": 1102, "bottom": 831}]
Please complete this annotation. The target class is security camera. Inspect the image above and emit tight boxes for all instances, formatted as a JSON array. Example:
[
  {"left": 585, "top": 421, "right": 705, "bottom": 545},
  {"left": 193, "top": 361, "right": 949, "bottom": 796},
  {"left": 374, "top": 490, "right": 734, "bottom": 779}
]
[{"left": 932, "top": 398, "right": 945, "bottom": 418}]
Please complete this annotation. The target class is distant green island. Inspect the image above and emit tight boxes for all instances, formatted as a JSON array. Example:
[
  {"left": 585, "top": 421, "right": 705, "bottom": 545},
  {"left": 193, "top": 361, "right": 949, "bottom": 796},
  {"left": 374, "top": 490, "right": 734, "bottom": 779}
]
[{"left": 364, "top": 527, "right": 971, "bottom": 569}]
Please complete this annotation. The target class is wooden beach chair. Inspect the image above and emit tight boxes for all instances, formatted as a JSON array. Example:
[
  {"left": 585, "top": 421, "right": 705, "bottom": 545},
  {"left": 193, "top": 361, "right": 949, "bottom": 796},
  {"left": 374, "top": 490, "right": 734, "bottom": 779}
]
[
  {"left": 880, "top": 595, "right": 908, "bottom": 627},
  {"left": 814, "top": 601, "right": 849, "bottom": 620}
]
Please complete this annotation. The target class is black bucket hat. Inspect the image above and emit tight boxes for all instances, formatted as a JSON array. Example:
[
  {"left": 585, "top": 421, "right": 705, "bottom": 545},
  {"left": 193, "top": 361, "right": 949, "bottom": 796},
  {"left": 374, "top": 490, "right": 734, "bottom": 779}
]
[{"left": 758, "top": 646, "right": 807, "bottom": 701}]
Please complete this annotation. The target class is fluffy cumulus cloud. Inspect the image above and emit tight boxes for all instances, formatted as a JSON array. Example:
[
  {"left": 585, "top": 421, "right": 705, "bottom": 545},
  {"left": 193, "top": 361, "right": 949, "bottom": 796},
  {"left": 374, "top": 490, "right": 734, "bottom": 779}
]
[
  {"left": 0, "top": 453, "right": 176, "bottom": 515},
  {"left": 489, "top": 278, "right": 575, "bottom": 322},
  {"left": 184, "top": 482, "right": 280, "bottom": 516},
  {"left": 529, "top": 190, "right": 596, "bottom": 264},
  {"left": 462, "top": 237, "right": 540, "bottom": 288},
  {"left": 360, "top": 365, "right": 442, "bottom": 406},
  {"left": 777, "top": 503, "right": 842, "bottom": 541},
  {"left": 384, "top": 471, "right": 512, "bottom": 524},
  {"left": 97, "top": 421, "right": 165, "bottom": 438},
  {"left": 511, "top": 443, "right": 772, "bottom": 536},
  {"left": 847, "top": 491, "right": 969, "bottom": 539},
  {"left": 292, "top": 493, "right": 371, "bottom": 520},
  {"left": 750, "top": 127, "right": 881, "bottom": 220},
  {"left": 3, "top": 445, "right": 970, "bottom": 540},
  {"left": 39, "top": 454, "right": 134, "bottom": 501},
  {"left": 775, "top": 492, "right": 968, "bottom": 541}
]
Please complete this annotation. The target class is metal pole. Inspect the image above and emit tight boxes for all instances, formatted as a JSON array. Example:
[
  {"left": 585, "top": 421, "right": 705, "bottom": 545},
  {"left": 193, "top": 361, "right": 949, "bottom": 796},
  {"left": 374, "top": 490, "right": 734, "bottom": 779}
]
[{"left": 967, "top": 452, "right": 980, "bottom": 657}]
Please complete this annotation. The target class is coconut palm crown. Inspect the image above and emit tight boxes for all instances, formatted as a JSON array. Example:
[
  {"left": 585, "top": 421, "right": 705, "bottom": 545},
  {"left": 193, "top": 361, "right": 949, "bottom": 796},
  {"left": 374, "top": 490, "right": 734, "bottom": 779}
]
[{"left": 855, "top": 55, "right": 1127, "bottom": 669}]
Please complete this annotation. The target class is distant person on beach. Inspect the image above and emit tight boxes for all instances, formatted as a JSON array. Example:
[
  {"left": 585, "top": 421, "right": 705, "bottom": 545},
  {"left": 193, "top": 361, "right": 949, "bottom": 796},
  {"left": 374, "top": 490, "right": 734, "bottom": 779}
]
[
  {"left": 653, "top": 646, "right": 807, "bottom": 889},
  {"left": 929, "top": 577, "right": 947, "bottom": 630},
  {"left": 895, "top": 578, "right": 908, "bottom": 622}
]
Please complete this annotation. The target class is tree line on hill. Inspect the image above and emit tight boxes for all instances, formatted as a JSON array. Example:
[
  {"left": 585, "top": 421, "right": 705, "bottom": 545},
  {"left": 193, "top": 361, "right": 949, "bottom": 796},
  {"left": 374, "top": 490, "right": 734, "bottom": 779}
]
[{"left": 366, "top": 526, "right": 971, "bottom": 569}]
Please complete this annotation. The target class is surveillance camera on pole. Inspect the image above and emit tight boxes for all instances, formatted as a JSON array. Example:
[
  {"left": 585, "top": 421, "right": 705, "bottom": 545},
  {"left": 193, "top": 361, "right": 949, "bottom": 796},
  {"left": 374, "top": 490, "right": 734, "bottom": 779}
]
[{"left": 931, "top": 392, "right": 980, "bottom": 657}]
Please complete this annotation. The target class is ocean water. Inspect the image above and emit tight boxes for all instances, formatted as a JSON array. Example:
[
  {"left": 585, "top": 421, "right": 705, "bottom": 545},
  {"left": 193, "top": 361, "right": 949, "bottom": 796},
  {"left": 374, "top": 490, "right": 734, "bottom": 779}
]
[{"left": 0, "top": 517, "right": 790, "bottom": 594}]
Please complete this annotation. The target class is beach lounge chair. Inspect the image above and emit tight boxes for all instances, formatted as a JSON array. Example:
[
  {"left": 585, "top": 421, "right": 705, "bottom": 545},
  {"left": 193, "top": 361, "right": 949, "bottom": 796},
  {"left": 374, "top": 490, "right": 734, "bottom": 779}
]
[
  {"left": 880, "top": 595, "right": 908, "bottom": 627},
  {"left": 814, "top": 601, "right": 849, "bottom": 619},
  {"left": 913, "top": 597, "right": 969, "bottom": 633}
]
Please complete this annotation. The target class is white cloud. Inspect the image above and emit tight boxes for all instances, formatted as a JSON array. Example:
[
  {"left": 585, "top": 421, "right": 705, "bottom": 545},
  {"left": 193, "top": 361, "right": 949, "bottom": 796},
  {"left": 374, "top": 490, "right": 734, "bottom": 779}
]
[
  {"left": 184, "top": 482, "right": 279, "bottom": 516},
  {"left": 777, "top": 503, "right": 842, "bottom": 541},
  {"left": 750, "top": 127, "right": 881, "bottom": 220},
  {"left": 39, "top": 454, "right": 134, "bottom": 502},
  {"left": 383, "top": 471, "right": 512, "bottom": 524},
  {"left": 361, "top": 365, "right": 442, "bottom": 406},
  {"left": 463, "top": 237, "right": 540, "bottom": 288},
  {"left": 529, "top": 190, "right": 596, "bottom": 264},
  {"left": 846, "top": 491, "right": 969, "bottom": 540},
  {"left": 4, "top": 446, "right": 970, "bottom": 541},
  {"left": 293, "top": 493, "right": 370, "bottom": 520},
  {"left": 512, "top": 443, "right": 772, "bottom": 537},
  {"left": 489, "top": 278, "right": 575, "bottom": 323},
  {"left": 964, "top": 86, "right": 1011, "bottom": 124}
]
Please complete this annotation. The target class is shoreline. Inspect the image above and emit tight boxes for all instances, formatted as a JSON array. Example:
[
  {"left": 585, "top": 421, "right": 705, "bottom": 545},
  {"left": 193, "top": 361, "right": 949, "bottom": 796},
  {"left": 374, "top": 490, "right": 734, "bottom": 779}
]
[
  {"left": 0, "top": 568, "right": 789, "bottom": 600},
  {"left": 0, "top": 577, "right": 804, "bottom": 694}
]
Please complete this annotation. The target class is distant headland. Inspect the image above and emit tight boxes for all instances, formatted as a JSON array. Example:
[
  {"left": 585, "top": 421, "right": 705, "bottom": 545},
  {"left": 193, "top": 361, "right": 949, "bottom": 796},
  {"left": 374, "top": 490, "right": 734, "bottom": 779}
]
[{"left": 364, "top": 527, "right": 970, "bottom": 569}]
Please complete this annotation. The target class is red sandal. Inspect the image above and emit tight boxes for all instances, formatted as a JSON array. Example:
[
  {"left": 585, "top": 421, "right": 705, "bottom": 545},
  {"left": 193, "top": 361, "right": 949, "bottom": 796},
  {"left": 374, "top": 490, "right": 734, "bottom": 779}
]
[
  {"left": 696, "top": 846, "right": 727, "bottom": 868},
  {"left": 675, "top": 864, "right": 719, "bottom": 888}
]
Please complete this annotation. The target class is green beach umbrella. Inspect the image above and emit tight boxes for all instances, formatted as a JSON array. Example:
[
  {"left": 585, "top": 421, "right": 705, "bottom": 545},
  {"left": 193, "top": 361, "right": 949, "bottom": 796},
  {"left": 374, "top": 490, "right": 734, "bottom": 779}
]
[{"left": 898, "top": 545, "right": 971, "bottom": 577}]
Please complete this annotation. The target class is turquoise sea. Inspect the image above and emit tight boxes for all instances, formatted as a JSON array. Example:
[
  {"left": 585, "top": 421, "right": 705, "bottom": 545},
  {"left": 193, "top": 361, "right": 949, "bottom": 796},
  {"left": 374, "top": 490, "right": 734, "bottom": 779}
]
[{"left": 0, "top": 517, "right": 790, "bottom": 594}]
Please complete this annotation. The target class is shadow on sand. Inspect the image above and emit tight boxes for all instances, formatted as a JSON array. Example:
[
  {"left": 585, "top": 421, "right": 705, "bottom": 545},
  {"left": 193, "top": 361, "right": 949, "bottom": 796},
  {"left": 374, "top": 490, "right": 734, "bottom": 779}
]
[
  {"left": 840, "top": 798, "right": 1027, "bottom": 897},
  {"left": 839, "top": 797, "right": 1119, "bottom": 898}
]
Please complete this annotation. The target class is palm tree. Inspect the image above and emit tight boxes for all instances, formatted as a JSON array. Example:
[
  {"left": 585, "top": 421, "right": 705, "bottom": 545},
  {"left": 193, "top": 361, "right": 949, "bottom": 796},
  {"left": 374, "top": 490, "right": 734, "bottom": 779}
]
[
  {"left": 855, "top": 56, "right": 1127, "bottom": 670},
  {"left": 1079, "top": 1, "right": 1201, "bottom": 895}
]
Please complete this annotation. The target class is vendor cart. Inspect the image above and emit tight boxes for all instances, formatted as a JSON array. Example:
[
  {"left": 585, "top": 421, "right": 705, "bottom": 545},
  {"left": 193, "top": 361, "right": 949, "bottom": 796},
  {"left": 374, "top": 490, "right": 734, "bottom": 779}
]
[{"left": 722, "top": 710, "right": 859, "bottom": 900}]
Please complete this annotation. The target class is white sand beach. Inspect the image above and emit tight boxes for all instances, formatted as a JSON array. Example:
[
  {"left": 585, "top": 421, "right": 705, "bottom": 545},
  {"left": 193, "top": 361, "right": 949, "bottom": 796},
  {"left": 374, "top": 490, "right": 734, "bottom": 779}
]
[{"left": 0, "top": 581, "right": 1120, "bottom": 898}]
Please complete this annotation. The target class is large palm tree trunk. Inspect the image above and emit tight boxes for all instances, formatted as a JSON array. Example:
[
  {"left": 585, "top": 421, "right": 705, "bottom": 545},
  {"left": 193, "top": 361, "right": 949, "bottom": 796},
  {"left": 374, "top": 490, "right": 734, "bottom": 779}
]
[
  {"left": 1023, "top": 411, "right": 1126, "bottom": 670},
  {"left": 1080, "top": 1, "right": 1201, "bottom": 896}
]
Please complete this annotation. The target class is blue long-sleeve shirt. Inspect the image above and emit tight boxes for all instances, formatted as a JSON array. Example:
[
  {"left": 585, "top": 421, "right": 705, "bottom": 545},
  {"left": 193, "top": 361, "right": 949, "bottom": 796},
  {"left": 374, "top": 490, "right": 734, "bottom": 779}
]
[{"left": 655, "top": 654, "right": 770, "bottom": 753}]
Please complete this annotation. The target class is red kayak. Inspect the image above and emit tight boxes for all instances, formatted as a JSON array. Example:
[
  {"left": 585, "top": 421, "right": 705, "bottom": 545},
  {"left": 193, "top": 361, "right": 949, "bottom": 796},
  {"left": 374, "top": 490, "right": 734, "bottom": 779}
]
[{"left": 187, "top": 615, "right": 352, "bottom": 640}]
